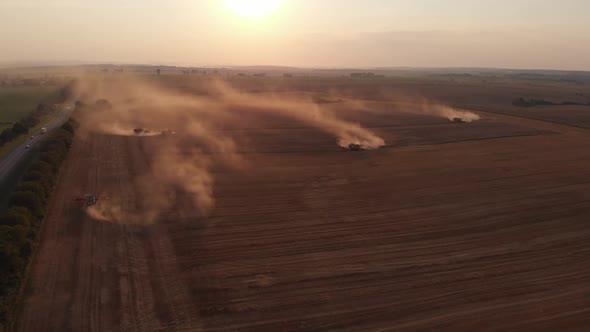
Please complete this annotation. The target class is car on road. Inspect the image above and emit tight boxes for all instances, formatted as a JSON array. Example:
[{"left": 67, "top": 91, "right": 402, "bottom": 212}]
[
  {"left": 30, "top": 136, "right": 34, "bottom": 139},
  {"left": 25, "top": 145, "right": 30, "bottom": 149}
]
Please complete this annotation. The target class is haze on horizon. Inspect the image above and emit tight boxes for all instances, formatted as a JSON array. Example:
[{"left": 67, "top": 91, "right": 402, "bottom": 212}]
[{"left": 0, "top": 0, "right": 589, "bottom": 70}]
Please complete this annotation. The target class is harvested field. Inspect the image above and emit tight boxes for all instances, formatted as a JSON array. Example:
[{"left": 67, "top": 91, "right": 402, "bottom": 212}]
[
  {"left": 17, "top": 79, "right": 590, "bottom": 331},
  {"left": 478, "top": 105, "right": 590, "bottom": 129}
]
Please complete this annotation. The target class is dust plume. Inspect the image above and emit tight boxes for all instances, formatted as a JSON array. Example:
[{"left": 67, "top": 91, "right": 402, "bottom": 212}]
[
  {"left": 72, "top": 74, "right": 385, "bottom": 224},
  {"left": 152, "top": 146, "right": 214, "bottom": 213},
  {"left": 83, "top": 146, "right": 214, "bottom": 225},
  {"left": 424, "top": 103, "right": 481, "bottom": 122},
  {"left": 73, "top": 75, "right": 236, "bottom": 222},
  {"left": 85, "top": 204, "right": 123, "bottom": 223},
  {"left": 357, "top": 89, "right": 481, "bottom": 123},
  {"left": 207, "top": 81, "right": 386, "bottom": 149},
  {"left": 97, "top": 123, "right": 163, "bottom": 137}
]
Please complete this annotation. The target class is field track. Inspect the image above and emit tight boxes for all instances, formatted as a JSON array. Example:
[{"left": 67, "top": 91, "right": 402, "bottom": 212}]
[{"left": 17, "top": 100, "right": 590, "bottom": 331}]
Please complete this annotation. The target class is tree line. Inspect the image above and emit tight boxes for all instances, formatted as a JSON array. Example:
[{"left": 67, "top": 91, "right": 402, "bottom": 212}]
[
  {"left": 513, "top": 97, "right": 590, "bottom": 108},
  {"left": 0, "top": 118, "right": 76, "bottom": 325},
  {"left": 0, "top": 83, "right": 74, "bottom": 148}
]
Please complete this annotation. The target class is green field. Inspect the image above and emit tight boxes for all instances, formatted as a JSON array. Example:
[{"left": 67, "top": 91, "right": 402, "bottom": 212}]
[{"left": 0, "top": 86, "right": 60, "bottom": 130}]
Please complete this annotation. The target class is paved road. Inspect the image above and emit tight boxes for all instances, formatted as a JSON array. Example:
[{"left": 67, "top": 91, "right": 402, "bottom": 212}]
[{"left": 0, "top": 107, "right": 73, "bottom": 179}]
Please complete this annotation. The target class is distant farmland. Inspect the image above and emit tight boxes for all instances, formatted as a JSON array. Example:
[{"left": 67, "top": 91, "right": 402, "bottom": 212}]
[
  {"left": 16, "top": 74, "right": 590, "bottom": 331},
  {"left": 0, "top": 86, "right": 59, "bottom": 130}
]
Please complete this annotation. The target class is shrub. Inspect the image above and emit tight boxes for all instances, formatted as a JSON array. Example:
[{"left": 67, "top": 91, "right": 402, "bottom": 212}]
[
  {"left": 0, "top": 209, "right": 32, "bottom": 228},
  {"left": 22, "top": 171, "right": 54, "bottom": 193},
  {"left": 62, "top": 121, "right": 75, "bottom": 134},
  {"left": 28, "top": 161, "right": 54, "bottom": 178},
  {"left": 9, "top": 191, "right": 44, "bottom": 218},
  {"left": 10, "top": 122, "right": 27, "bottom": 136},
  {"left": 16, "top": 181, "right": 48, "bottom": 201}
]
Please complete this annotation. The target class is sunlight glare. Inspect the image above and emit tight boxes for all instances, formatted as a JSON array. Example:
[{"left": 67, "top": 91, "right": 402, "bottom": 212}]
[{"left": 224, "top": 0, "right": 281, "bottom": 17}]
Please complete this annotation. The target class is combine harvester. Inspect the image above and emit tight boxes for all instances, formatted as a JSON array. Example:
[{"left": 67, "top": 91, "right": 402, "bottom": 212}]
[
  {"left": 134, "top": 128, "right": 177, "bottom": 136},
  {"left": 342, "top": 143, "right": 370, "bottom": 151},
  {"left": 342, "top": 142, "right": 386, "bottom": 151},
  {"left": 133, "top": 128, "right": 152, "bottom": 135},
  {"left": 74, "top": 193, "right": 107, "bottom": 208},
  {"left": 347, "top": 143, "right": 366, "bottom": 151}
]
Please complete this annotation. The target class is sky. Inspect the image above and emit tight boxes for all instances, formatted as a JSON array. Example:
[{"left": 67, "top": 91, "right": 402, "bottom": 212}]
[{"left": 0, "top": 0, "right": 589, "bottom": 70}]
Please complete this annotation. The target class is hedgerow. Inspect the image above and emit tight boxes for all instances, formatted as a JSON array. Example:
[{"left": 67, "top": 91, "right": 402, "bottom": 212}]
[{"left": 0, "top": 118, "right": 77, "bottom": 325}]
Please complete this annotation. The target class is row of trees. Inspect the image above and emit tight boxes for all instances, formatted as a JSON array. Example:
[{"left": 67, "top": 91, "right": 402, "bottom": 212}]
[
  {"left": 0, "top": 104, "right": 52, "bottom": 146},
  {"left": 350, "top": 72, "right": 386, "bottom": 79},
  {"left": 0, "top": 83, "right": 75, "bottom": 148},
  {"left": 513, "top": 97, "right": 590, "bottom": 108},
  {"left": 0, "top": 119, "right": 76, "bottom": 323}
]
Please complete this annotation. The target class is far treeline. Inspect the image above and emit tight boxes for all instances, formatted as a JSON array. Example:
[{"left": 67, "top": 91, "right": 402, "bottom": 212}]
[
  {"left": 513, "top": 97, "right": 590, "bottom": 108},
  {"left": 0, "top": 83, "right": 75, "bottom": 148},
  {"left": 0, "top": 117, "right": 77, "bottom": 325}
]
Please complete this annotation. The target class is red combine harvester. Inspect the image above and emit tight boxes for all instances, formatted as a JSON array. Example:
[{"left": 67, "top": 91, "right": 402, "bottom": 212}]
[{"left": 74, "top": 193, "right": 107, "bottom": 207}]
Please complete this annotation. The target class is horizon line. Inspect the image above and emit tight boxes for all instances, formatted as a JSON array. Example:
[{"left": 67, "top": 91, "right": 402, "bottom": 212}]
[{"left": 1, "top": 61, "right": 590, "bottom": 74}]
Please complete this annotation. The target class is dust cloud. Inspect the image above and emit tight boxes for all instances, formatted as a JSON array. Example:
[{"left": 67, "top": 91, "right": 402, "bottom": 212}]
[
  {"left": 424, "top": 103, "right": 481, "bottom": 122},
  {"left": 208, "top": 81, "right": 386, "bottom": 149},
  {"left": 72, "top": 74, "right": 386, "bottom": 223},
  {"left": 152, "top": 146, "right": 214, "bottom": 213},
  {"left": 85, "top": 204, "right": 123, "bottom": 223},
  {"left": 97, "top": 123, "right": 164, "bottom": 137},
  {"left": 357, "top": 90, "right": 481, "bottom": 123}
]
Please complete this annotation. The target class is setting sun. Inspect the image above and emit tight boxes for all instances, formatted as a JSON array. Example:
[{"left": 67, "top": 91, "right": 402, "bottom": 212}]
[{"left": 224, "top": 0, "right": 281, "bottom": 17}]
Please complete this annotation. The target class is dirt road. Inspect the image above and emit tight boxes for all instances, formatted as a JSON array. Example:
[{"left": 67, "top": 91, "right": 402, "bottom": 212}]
[{"left": 17, "top": 107, "right": 590, "bottom": 331}]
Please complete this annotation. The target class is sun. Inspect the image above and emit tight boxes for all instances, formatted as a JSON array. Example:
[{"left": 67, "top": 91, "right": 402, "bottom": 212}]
[{"left": 224, "top": 0, "right": 281, "bottom": 17}]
